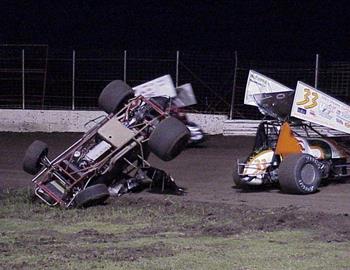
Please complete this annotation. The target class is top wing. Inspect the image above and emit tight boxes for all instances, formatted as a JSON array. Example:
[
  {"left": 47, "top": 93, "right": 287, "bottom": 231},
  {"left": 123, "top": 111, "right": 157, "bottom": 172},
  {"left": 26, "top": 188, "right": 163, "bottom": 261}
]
[
  {"left": 291, "top": 81, "right": 350, "bottom": 134},
  {"left": 133, "top": 75, "right": 177, "bottom": 98},
  {"left": 244, "top": 70, "right": 293, "bottom": 106},
  {"left": 133, "top": 75, "right": 196, "bottom": 108},
  {"left": 172, "top": 83, "right": 197, "bottom": 108}
]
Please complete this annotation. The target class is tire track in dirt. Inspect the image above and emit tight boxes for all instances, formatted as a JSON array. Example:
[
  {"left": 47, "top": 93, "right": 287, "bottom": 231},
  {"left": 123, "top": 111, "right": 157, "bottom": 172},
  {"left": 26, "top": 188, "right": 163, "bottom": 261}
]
[{"left": 1, "top": 132, "right": 350, "bottom": 214}]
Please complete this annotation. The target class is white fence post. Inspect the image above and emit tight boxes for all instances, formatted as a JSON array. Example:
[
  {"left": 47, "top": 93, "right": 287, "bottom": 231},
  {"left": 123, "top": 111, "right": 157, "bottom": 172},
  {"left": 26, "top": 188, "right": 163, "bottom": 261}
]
[
  {"left": 72, "top": 50, "right": 76, "bottom": 110},
  {"left": 22, "top": 49, "right": 25, "bottom": 109},
  {"left": 315, "top": 54, "right": 319, "bottom": 88},
  {"left": 176, "top": 50, "right": 179, "bottom": 87},
  {"left": 123, "top": 50, "right": 127, "bottom": 82},
  {"left": 229, "top": 51, "right": 238, "bottom": 120}
]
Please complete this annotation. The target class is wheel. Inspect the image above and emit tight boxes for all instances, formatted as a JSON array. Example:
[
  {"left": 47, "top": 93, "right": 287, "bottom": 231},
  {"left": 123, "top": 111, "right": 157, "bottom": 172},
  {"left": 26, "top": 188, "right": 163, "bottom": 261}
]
[
  {"left": 98, "top": 80, "right": 134, "bottom": 114},
  {"left": 233, "top": 163, "right": 260, "bottom": 190},
  {"left": 23, "top": 140, "right": 48, "bottom": 175},
  {"left": 74, "top": 184, "right": 110, "bottom": 208},
  {"left": 278, "top": 153, "right": 321, "bottom": 194},
  {"left": 233, "top": 174, "right": 247, "bottom": 188},
  {"left": 233, "top": 170, "right": 249, "bottom": 189},
  {"left": 148, "top": 117, "right": 190, "bottom": 161},
  {"left": 187, "top": 122, "right": 205, "bottom": 145}
]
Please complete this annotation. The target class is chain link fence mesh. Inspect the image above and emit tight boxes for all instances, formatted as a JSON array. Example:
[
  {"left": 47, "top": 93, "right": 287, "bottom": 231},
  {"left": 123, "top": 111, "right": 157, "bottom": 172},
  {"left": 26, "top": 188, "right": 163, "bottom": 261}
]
[{"left": 1, "top": 46, "right": 350, "bottom": 118}]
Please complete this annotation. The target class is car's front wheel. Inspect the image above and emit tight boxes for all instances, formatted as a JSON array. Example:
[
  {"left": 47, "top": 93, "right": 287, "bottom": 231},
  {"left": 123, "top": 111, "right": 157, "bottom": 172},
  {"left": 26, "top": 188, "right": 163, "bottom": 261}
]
[
  {"left": 74, "top": 184, "right": 110, "bottom": 208},
  {"left": 23, "top": 140, "right": 49, "bottom": 175}
]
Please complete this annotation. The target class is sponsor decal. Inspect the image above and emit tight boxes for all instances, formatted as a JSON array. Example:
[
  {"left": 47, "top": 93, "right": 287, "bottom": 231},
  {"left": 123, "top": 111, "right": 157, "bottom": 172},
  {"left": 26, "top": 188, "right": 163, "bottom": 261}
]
[
  {"left": 319, "top": 102, "right": 335, "bottom": 119},
  {"left": 297, "top": 179, "right": 315, "bottom": 192},
  {"left": 336, "top": 118, "right": 344, "bottom": 124},
  {"left": 297, "top": 107, "right": 307, "bottom": 114}
]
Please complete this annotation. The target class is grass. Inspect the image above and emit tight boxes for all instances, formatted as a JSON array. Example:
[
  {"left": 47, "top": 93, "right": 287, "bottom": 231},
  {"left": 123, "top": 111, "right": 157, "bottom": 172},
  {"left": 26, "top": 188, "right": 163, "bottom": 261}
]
[{"left": 1, "top": 189, "right": 350, "bottom": 270}]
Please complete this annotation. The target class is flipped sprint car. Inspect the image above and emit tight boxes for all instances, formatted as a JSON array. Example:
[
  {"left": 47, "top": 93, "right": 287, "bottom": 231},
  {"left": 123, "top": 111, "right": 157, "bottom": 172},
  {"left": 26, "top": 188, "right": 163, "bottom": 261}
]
[
  {"left": 235, "top": 71, "right": 350, "bottom": 194},
  {"left": 23, "top": 80, "right": 190, "bottom": 208}
]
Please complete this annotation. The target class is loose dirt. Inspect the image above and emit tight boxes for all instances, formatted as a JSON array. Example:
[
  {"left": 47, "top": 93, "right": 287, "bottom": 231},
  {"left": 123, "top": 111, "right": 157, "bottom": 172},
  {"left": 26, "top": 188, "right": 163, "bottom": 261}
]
[{"left": 1, "top": 132, "right": 350, "bottom": 245}]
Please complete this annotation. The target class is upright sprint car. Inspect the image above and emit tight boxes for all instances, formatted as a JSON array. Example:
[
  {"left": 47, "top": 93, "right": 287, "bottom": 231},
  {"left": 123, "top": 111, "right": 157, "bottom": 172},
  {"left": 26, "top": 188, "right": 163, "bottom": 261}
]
[{"left": 235, "top": 70, "right": 350, "bottom": 194}]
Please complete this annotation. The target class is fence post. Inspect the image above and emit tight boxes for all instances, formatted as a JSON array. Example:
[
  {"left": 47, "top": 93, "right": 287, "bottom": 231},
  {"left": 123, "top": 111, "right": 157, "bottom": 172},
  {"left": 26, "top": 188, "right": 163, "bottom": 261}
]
[
  {"left": 315, "top": 54, "right": 319, "bottom": 88},
  {"left": 123, "top": 50, "right": 127, "bottom": 82},
  {"left": 229, "top": 51, "right": 238, "bottom": 120},
  {"left": 72, "top": 50, "right": 76, "bottom": 110},
  {"left": 22, "top": 49, "right": 25, "bottom": 109},
  {"left": 41, "top": 46, "right": 48, "bottom": 110},
  {"left": 176, "top": 50, "right": 180, "bottom": 87}
]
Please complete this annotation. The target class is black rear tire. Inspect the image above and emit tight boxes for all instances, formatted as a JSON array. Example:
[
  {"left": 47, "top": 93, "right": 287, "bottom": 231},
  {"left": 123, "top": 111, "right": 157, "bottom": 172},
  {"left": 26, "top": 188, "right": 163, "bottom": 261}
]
[
  {"left": 74, "top": 184, "right": 110, "bottom": 208},
  {"left": 149, "top": 117, "right": 190, "bottom": 161},
  {"left": 98, "top": 80, "right": 134, "bottom": 114},
  {"left": 23, "top": 140, "right": 48, "bottom": 175},
  {"left": 279, "top": 153, "right": 321, "bottom": 194}
]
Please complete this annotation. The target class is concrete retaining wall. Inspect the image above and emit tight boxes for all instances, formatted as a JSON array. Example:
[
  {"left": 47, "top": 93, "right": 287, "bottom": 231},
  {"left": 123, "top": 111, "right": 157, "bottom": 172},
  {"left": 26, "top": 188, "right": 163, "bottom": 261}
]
[{"left": 0, "top": 109, "right": 227, "bottom": 134}]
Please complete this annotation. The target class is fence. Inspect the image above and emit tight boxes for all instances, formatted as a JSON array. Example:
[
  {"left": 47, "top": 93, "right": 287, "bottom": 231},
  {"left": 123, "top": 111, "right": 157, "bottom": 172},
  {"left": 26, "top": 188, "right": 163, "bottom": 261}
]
[{"left": 1, "top": 45, "right": 350, "bottom": 117}]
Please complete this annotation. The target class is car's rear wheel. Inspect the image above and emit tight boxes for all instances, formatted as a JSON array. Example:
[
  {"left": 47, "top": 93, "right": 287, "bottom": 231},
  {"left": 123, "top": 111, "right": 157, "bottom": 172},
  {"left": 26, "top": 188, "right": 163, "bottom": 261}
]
[
  {"left": 74, "top": 184, "right": 110, "bottom": 208},
  {"left": 23, "top": 140, "right": 48, "bottom": 175},
  {"left": 149, "top": 117, "right": 190, "bottom": 161},
  {"left": 98, "top": 80, "right": 134, "bottom": 114},
  {"left": 279, "top": 153, "right": 321, "bottom": 194}
]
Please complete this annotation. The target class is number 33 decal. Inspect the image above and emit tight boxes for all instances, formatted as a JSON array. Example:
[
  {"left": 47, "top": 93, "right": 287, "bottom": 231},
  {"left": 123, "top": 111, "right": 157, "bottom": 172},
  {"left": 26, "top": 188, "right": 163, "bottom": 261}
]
[{"left": 297, "top": 88, "right": 318, "bottom": 109}]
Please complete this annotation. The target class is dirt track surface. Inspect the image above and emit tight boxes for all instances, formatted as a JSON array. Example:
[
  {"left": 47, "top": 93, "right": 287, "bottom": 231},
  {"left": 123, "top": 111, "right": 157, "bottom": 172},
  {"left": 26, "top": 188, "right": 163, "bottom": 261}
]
[{"left": 1, "top": 132, "right": 350, "bottom": 215}]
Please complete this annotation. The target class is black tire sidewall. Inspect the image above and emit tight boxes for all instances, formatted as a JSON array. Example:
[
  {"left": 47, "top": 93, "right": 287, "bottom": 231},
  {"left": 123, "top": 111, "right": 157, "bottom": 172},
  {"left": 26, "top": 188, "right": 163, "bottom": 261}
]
[
  {"left": 279, "top": 154, "right": 321, "bottom": 194},
  {"left": 293, "top": 155, "right": 321, "bottom": 193},
  {"left": 98, "top": 80, "right": 133, "bottom": 114},
  {"left": 149, "top": 117, "right": 190, "bottom": 161},
  {"left": 74, "top": 184, "right": 110, "bottom": 208},
  {"left": 23, "top": 140, "right": 48, "bottom": 175},
  {"left": 232, "top": 162, "right": 244, "bottom": 187}
]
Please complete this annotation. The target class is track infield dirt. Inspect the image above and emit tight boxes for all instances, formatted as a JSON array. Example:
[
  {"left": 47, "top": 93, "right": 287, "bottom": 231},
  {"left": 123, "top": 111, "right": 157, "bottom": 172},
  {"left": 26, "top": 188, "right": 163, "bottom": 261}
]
[
  {"left": 1, "top": 132, "right": 350, "bottom": 269},
  {"left": 1, "top": 132, "right": 349, "bottom": 215}
]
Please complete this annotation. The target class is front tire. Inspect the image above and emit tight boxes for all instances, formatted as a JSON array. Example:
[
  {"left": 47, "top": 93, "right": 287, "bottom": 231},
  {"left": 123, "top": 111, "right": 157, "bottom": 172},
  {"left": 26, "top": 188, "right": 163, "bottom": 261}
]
[
  {"left": 233, "top": 162, "right": 247, "bottom": 188},
  {"left": 74, "top": 184, "right": 110, "bottom": 208},
  {"left": 23, "top": 140, "right": 48, "bottom": 175},
  {"left": 233, "top": 174, "right": 249, "bottom": 188},
  {"left": 233, "top": 168, "right": 263, "bottom": 190},
  {"left": 149, "top": 117, "right": 190, "bottom": 161},
  {"left": 279, "top": 153, "right": 321, "bottom": 194}
]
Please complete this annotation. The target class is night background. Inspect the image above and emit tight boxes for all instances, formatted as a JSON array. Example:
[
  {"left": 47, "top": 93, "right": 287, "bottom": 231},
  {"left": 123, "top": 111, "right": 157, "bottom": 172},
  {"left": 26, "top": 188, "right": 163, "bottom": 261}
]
[
  {"left": 1, "top": 0, "right": 349, "bottom": 60},
  {"left": 1, "top": 0, "right": 350, "bottom": 115}
]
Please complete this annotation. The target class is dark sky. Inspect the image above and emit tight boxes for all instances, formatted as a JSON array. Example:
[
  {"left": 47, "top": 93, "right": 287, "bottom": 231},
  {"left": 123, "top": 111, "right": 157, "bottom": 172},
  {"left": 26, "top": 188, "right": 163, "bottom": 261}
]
[{"left": 1, "top": 0, "right": 350, "bottom": 60}]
